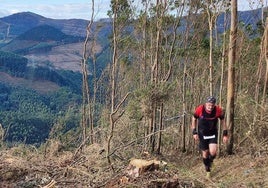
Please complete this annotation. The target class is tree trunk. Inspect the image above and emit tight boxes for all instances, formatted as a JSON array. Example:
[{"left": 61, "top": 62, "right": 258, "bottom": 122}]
[
  {"left": 182, "top": 61, "right": 187, "bottom": 152},
  {"left": 226, "top": 0, "right": 237, "bottom": 155},
  {"left": 218, "top": 11, "right": 227, "bottom": 156},
  {"left": 88, "top": 0, "right": 96, "bottom": 144},
  {"left": 107, "top": 0, "right": 118, "bottom": 167},
  {"left": 106, "top": 0, "right": 131, "bottom": 167},
  {"left": 261, "top": 17, "right": 268, "bottom": 118},
  {"left": 207, "top": 5, "right": 214, "bottom": 96},
  {"left": 149, "top": 1, "right": 162, "bottom": 153},
  {"left": 156, "top": 103, "right": 163, "bottom": 154}
]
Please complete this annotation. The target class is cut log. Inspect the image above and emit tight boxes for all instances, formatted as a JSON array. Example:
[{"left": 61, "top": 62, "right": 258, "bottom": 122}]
[{"left": 126, "top": 158, "right": 167, "bottom": 177}]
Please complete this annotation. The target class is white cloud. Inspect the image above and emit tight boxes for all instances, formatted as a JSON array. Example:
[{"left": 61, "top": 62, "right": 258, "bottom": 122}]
[{"left": 37, "top": 3, "right": 92, "bottom": 19}]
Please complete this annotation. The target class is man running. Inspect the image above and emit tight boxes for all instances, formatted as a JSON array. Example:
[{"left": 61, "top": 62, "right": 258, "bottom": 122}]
[{"left": 191, "top": 96, "right": 228, "bottom": 178}]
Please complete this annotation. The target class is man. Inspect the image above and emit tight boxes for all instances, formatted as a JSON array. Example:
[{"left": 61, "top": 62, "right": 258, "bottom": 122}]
[{"left": 191, "top": 96, "right": 228, "bottom": 178}]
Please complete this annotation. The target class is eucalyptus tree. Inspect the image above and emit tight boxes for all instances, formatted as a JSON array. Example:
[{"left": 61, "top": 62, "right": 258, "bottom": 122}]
[
  {"left": 148, "top": 0, "right": 167, "bottom": 153},
  {"left": 175, "top": 0, "right": 213, "bottom": 152},
  {"left": 218, "top": 11, "right": 228, "bottom": 155},
  {"left": 131, "top": 0, "right": 185, "bottom": 154},
  {"left": 80, "top": 0, "right": 96, "bottom": 152},
  {"left": 203, "top": 0, "right": 229, "bottom": 95},
  {"left": 255, "top": 16, "right": 268, "bottom": 121},
  {"left": 261, "top": 18, "right": 268, "bottom": 118},
  {"left": 226, "top": 0, "right": 237, "bottom": 155},
  {"left": 106, "top": 0, "right": 132, "bottom": 167}
]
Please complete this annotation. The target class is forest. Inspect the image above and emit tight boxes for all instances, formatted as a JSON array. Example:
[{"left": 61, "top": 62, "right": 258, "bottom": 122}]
[{"left": 0, "top": 0, "right": 268, "bottom": 187}]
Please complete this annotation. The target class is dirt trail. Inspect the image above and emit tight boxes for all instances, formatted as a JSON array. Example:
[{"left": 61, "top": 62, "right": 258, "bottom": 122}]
[{"left": 182, "top": 155, "right": 268, "bottom": 188}]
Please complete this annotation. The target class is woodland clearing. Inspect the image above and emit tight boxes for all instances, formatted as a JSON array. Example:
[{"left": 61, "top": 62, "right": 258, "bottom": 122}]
[{"left": 0, "top": 142, "right": 267, "bottom": 188}]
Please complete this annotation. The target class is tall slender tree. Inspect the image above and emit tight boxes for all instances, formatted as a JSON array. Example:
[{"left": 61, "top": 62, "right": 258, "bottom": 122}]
[
  {"left": 106, "top": 0, "right": 131, "bottom": 167},
  {"left": 262, "top": 18, "right": 268, "bottom": 117},
  {"left": 73, "top": 0, "right": 96, "bottom": 159},
  {"left": 80, "top": 0, "right": 96, "bottom": 147},
  {"left": 226, "top": 0, "right": 237, "bottom": 154},
  {"left": 218, "top": 11, "right": 228, "bottom": 155},
  {"left": 204, "top": 0, "right": 227, "bottom": 95}
]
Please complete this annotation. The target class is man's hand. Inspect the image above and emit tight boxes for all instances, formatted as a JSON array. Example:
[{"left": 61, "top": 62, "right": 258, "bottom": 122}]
[{"left": 223, "top": 136, "right": 228, "bottom": 143}]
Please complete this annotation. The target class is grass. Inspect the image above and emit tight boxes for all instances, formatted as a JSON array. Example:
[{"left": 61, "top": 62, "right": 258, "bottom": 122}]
[
  {"left": 0, "top": 143, "right": 267, "bottom": 187},
  {"left": 181, "top": 154, "right": 268, "bottom": 187}
]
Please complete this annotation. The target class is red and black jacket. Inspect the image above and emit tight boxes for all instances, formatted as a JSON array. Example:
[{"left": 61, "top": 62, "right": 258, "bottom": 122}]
[{"left": 193, "top": 105, "right": 224, "bottom": 136}]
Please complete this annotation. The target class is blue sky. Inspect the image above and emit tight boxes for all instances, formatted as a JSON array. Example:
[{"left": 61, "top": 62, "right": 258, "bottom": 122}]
[
  {"left": 0, "top": 0, "right": 111, "bottom": 20},
  {"left": 0, "top": 0, "right": 265, "bottom": 20}
]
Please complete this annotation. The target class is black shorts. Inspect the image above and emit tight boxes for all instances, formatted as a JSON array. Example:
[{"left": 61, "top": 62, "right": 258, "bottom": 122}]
[{"left": 198, "top": 133, "right": 218, "bottom": 151}]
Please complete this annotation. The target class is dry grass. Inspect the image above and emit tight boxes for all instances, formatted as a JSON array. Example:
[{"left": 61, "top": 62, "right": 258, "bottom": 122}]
[
  {"left": 0, "top": 142, "right": 110, "bottom": 187},
  {"left": 0, "top": 141, "right": 267, "bottom": 188},
  {"left": 175, "top": 153, "right": 268, "bottom": 188}
]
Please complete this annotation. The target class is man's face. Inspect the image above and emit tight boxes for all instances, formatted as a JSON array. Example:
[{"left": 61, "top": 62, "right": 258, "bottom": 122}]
[{"left": 205, "top": 102, "right": 215, "bottom": 112}]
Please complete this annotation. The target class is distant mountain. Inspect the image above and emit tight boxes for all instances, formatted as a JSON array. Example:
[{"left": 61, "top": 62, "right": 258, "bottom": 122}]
[
  {"left": 0, "top": 11, "right": 113, "bottom": 41},
  {"left": 0, "top": 9, "right": 263, "bottom": 94},
  {"left": 1, "top": 25, "right": 84, "bottom": 54},
  {"left": 0, "top": 12, "right": 89, "bottom": 38},
  {"left": 0, "top": 11, "right": 111, "bottom": 70},
  {"left": 216, "top": 8, "right": 263, "bottom": 34},
  {"left": 0, "top": 8, "right": 263, "bottom": 39},
  {"left": 17, "top": 25, "right": 70, "bottom": 41},
  {"left": 0, "top": 12, "right": 111, "bottom": 96}
]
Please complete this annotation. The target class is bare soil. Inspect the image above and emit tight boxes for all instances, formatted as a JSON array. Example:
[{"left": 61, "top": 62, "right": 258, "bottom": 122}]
[
  {"left": 25, "top": 41, "right": 102, "bottom": 73},
  {"left": 25, "top": 43, "right": 84, "bottom": 73},
  {"left": 0, "top": 72, "right": 60, "bottom": 94}
]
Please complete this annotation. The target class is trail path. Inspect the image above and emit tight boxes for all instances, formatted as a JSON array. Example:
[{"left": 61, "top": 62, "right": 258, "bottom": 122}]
[{"left": 178, "top": 154, "right": 268, "bottom": 188}]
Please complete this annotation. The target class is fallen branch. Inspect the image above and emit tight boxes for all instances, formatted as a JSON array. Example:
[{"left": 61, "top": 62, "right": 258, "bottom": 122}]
[
  {"left": 106, "top": 129, "right": 166, "bottom": 159},
  {"left": 41, "top": 179, "right": 56, "bottom": 188}
]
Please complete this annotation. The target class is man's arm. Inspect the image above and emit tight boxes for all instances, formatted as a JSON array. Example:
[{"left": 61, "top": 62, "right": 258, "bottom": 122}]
[
  {"left": 192, "top": 116, "right": 198, "bottom": 140},
  {"left": 221, "top": 118, "right": 228, "bottom": 143},
  {"left": 221, "top": 119, "right": 227, "bottom": 131},
  {"left": 191, "top": 116, "right": 197, "bottom": 130}
]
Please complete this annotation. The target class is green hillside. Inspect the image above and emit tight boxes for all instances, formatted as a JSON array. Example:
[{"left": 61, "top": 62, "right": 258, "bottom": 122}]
[
  {"left": 1, "top": 25, "right": 84, "bottom": 54},
  {"left": 17, "top": 25, "right": 68, "bottom": 41},
  {"left": 0, "top": 50, "right": 28, "bottom": 76},
  {"left": 0, "top": 83, "right": 81, "bottom": 144},
  {"left": 0, "top": 49, "right": 84, "bottom": 144},
  {"left": 0, "top": 50, "right": 82, "bottom": 90}
]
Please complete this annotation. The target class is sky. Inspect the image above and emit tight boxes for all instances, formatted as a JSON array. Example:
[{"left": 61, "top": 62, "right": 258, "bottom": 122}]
[
  {"left": 0, "top": 0, "right": 111, "bottom": 20},
  {"left": 0, "top": 0, "right": 266, "bottom": 20}
]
